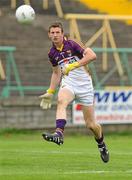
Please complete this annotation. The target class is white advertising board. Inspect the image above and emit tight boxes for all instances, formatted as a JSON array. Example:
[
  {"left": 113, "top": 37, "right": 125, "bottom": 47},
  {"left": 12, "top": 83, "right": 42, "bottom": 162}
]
[{"left": 72, "top": 89, "right": 132, "bottom": 124}]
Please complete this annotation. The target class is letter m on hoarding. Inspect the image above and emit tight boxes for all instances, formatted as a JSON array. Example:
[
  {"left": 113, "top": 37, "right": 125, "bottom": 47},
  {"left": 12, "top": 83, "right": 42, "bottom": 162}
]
[{"left": 94, "top": 92, "right": 110, "bottom": 103}]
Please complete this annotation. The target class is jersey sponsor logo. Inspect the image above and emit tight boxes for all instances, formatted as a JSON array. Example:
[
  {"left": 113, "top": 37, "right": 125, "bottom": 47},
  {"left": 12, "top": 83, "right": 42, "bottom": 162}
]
[{"left": 58, "top": 56, "right": 79, "bottom": 68}]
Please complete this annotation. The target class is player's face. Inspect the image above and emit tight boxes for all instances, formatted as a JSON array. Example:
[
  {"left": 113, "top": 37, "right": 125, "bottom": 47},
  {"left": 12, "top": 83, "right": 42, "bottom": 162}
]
[{"left": 48, "top": 27, "right": 64, "bottom": 44}]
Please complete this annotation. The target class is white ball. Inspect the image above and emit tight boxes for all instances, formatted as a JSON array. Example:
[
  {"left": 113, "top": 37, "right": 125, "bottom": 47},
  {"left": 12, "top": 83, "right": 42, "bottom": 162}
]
[{"left": 15, "top": 5, "right": 35, "bottom": 24}]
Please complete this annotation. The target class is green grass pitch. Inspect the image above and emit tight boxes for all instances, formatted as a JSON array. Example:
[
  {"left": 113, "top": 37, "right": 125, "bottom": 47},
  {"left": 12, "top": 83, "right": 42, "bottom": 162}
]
[{"left": 0, "top": 130, "right": 132, "bottom": 180}]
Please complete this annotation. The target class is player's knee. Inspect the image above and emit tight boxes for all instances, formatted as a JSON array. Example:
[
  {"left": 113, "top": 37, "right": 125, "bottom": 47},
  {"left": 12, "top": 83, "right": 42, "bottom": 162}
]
[{"left": 57, "top": 98, "right": 68, "bottom": 108}]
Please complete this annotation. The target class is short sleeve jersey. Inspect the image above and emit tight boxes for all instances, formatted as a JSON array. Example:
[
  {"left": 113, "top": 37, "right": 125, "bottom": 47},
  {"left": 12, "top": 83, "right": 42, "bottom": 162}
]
[{"left": 48, "top": 39, "right": 84, "bottom": 68}]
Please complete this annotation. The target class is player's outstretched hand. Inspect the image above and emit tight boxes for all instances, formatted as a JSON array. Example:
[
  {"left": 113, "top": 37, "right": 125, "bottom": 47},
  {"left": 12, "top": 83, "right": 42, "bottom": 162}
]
[
  {"left": 39, "top": 93, "right": 53, "bottom": 109},
  {"left": 39, "top": 89, "right": 55, "bottom": 109}
]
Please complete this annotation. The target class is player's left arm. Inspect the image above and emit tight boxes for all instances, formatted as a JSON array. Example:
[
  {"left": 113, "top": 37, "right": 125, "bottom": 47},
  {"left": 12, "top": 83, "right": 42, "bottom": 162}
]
[
  {"left": 62, "top": 47, "right": 96, "bottom": 75},
  {"left": 79, "top": 47, "right": 97, "bottom": 66}
]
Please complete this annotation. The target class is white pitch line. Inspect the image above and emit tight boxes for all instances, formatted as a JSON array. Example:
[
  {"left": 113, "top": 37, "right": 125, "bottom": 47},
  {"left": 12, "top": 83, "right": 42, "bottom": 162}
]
[
  {"left": 64, "top": 170, "right": 132, "bottom": 174},
  {"left": 1, "top": 149, "right": 132, "bottom": 156},
  {"left": 0, "top": 149, "right": 84, "bottom": 154},
  {"left": 1, "top": 170, "right": 132, "bottom": 176}
]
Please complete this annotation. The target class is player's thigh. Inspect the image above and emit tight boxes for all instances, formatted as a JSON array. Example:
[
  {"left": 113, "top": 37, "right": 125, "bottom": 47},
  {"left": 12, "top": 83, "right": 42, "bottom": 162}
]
[{"left": 58, "top": 87, "right": 75, "bottom": 106}]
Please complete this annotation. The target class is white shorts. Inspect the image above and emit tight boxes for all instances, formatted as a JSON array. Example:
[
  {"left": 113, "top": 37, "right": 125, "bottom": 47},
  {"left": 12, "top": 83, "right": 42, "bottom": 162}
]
[{"left": 60, "top": 77, "right": 94, "bottom": 106}]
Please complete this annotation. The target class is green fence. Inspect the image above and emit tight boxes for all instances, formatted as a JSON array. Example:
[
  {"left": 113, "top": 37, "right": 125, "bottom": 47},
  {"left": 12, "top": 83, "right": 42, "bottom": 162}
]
[
  {"left": 0, "top": 46, "right": 48, "bottom": 98},
  {"left": 90, "top": 47, "right": 132, "bottom": 89},
  {"left": 0, "top": 46, "right": 132, "bottom": 98}
]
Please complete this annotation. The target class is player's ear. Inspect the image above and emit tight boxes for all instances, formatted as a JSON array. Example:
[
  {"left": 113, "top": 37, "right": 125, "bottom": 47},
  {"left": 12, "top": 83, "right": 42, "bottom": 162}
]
[{"left": 48, "top": 32, "right": 52, "bottom": 40}]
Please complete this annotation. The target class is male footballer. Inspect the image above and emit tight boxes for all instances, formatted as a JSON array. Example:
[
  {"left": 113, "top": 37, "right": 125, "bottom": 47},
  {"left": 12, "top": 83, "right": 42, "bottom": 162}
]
[{"left": 40, "top": 22, "right": 109, "bottom": 163}]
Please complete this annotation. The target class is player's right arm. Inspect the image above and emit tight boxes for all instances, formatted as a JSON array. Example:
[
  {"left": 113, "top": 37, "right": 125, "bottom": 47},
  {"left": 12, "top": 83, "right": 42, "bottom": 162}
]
[
  {"left": 48, "top": 66, "right": 61, "bottom": 92},
  {"left": 39, "top": 65, "right": 61, "bottom": 109}
]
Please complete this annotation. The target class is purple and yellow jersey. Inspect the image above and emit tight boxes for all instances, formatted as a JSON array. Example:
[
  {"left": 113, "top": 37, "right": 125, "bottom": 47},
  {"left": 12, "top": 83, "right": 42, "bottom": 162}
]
[
  {"left": 48, "top": 39, "right": 91, "bottom": 85},
  {"left": 48, "top": 39, "right": 84, "bottom": 67}
]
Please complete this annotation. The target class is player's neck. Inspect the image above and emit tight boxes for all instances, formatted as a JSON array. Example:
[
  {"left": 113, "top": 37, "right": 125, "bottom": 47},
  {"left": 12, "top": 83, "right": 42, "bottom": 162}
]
[
  {"left": 54, "top": 40, "right": 64, "bottom": 51},
  {"left": 54, "top": 41, "right": 63, "bottom": 48}
]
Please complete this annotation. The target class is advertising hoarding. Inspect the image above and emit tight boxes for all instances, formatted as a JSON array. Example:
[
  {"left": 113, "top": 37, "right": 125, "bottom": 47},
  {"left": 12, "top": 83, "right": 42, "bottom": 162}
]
[{"left": 72, "top": 89, "right": 132, "bottom": 124}]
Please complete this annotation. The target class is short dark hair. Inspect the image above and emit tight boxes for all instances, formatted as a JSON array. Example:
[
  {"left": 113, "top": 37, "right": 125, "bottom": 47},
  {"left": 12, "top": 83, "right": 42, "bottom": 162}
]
[{"left": 48, "top": 22, "right": 64, "bottom": 32}]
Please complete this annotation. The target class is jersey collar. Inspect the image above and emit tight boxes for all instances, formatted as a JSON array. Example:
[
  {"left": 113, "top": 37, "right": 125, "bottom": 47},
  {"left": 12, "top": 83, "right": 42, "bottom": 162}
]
[{"left": 56, "top": 43, "right": 64, "bottom": 51}]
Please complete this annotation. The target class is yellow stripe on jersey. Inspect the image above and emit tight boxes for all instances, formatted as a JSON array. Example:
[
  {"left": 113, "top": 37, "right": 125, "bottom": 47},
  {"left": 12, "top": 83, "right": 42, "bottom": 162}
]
[{"left": 56, "top": 43, "right": 64, "bottom": 51}]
